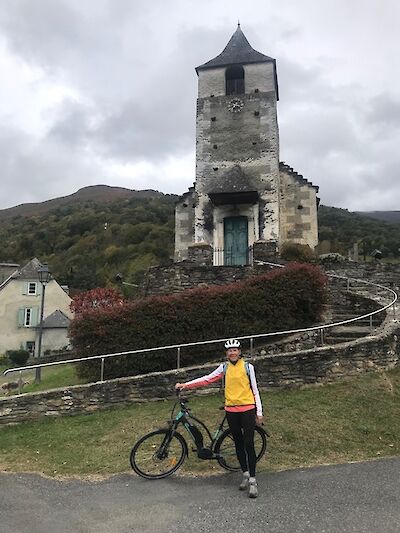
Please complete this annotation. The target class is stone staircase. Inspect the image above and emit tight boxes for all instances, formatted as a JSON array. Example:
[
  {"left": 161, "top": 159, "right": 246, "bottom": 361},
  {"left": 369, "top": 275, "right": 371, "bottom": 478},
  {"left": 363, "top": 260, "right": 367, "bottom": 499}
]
[
  {"left": 252, "top": 279, "right": 394, "bottom": 357},
  {"left": 322, "top": 280, "right": 391, "bottom": 346}
]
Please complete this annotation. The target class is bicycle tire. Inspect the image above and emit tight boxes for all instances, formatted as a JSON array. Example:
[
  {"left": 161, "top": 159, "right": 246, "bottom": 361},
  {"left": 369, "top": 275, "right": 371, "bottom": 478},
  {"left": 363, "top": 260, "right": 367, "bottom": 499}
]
[
  {"left": 130, "top": 429, "right": 187, "bottom": 479},
  {"left": 214, "top": 426, "right": 268, "bottom": 472}
]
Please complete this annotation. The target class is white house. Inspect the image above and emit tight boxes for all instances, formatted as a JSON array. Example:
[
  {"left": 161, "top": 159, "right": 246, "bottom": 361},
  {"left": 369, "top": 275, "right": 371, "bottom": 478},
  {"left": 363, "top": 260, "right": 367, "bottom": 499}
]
[{"left": 0, "top": 258, "right": 73, "bottom": 357}]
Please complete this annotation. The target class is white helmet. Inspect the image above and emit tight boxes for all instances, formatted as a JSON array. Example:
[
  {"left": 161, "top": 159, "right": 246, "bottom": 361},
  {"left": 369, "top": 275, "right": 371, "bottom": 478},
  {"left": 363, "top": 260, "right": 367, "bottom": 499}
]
[{"left": 224, "top": 338, "right": 241, "bottom": 349}]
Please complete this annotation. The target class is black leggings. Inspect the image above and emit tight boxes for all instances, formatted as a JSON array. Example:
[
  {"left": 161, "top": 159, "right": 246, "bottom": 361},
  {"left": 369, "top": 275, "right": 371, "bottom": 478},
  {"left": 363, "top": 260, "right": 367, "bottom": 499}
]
[{"left": 226, "top": 408, "right": 256, "bottom": 477}]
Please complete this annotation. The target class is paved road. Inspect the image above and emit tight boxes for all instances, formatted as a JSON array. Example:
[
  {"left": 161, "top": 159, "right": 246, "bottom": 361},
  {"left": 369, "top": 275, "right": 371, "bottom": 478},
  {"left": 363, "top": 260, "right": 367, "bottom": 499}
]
[{"left": 1, "top": 458, "right": 399, "bottom": 533}]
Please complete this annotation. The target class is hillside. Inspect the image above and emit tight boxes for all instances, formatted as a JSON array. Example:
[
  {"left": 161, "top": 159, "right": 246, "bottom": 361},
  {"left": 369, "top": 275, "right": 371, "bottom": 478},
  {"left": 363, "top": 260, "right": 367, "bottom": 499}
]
[
  {"left": 318, "top": 206, "right": 400, "bottom": 258},
  {"left": 0, "top": 192, "right": 177, "bottom": 290},
  {"left": 0, "top": 185, "right": 162, "bottom": 221},
  {"left": 356, "top": 211, "right": 400, "bottom": 224},
  {"left": 0, "top": 190, "right": 399, "bottom": 291}
]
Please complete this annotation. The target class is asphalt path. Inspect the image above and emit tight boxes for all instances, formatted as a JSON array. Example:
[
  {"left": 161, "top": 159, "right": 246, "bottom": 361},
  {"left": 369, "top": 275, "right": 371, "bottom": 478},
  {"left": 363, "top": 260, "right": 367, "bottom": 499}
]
[{"left": 1, "top": 457, "right": 399, "bottom": 533}]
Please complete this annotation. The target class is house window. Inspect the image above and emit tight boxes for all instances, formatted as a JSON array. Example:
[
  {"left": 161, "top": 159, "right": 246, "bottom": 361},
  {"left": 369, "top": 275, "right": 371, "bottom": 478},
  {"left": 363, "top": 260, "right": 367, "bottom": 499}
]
[
  {"left": 28, "top": 282, "right": 37, "bottom": 295},
  {"left": 24, "top": 308, "right": 33, "bottom": 327},
  {"left": 18, "top": 307, "right": 38, "bottom": 328}
]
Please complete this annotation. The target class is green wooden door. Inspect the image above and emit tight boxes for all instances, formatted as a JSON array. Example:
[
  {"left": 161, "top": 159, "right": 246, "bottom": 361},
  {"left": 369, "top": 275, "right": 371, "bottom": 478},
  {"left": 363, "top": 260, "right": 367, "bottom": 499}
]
[{"left": 224, "top": 216, "right": 248, "bottom": 265}]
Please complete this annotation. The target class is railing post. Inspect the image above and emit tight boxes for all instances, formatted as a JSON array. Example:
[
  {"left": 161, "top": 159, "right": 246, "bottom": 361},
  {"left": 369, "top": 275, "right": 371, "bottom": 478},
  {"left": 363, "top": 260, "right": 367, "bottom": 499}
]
[
  {"left": 346, "top": 279, "right": 350, "bottom": 291},
  {"left": 100, "top": 357, "right": 105, "bottom": 382},
  {"left": 250, "top": 337, "right": 254, "bottom": 357},
  {"left": 177, "top": 347, "right": 181, "bottom": 369},
  {"left": 393, "top": 303, "right": 397, "bottom": 320},
  {"left": 320, "top": 328, "right": 324, "bottom": 345},
  {"left": 18, "top": 370, "right": 22, "bottom": 394},
  {"left": 369, "top": 315, "right": 373, "bottom": 329}
]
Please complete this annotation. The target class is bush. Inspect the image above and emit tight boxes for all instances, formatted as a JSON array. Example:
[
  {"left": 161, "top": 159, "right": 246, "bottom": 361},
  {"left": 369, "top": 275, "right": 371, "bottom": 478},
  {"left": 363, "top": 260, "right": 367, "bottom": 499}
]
[
  {"left": 280, "top": 242, "right": 315, "bottom": 262},
  {"left": 70, "top": 264, "right": 327, "bottom": 381},
  {"left": 6, "top": 350, "right": 30, "bottom": 366},
  {"left": 0, "top": 354, "right": 9, "bottom": 365}
]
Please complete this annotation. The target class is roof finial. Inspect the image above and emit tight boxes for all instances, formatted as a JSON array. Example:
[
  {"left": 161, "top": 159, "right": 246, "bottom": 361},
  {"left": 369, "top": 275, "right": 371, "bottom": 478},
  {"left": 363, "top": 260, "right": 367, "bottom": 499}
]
[{"left": 238, "top": 20, "right": 240, "bottom": 27}]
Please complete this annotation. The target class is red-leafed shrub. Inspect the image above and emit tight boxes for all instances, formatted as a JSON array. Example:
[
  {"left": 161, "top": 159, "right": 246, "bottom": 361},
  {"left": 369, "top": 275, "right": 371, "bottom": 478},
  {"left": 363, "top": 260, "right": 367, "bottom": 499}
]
[
  {"left": 71, "top": 288, "right": 125, "bottom": 316},
  {"left": 70, "top": 263, "right": 327, "bottom": 381}
]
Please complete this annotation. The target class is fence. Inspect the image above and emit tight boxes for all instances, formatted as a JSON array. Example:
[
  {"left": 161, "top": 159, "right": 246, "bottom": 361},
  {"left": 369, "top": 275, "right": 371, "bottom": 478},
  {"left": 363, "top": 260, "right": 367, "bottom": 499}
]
[
  {"left": 3, "top": 271, "right": 398, "bottom": 394},
  {"left": 213, "top": 245, "right": 253, "bottom": 266}
]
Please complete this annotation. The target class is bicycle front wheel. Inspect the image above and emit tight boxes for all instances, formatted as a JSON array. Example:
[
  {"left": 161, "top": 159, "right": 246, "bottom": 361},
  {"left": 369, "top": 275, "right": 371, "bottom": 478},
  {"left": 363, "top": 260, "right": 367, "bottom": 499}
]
[
  {"left": 215, "top": 426, "right": 268, "bottom": 472},
  {"left": 130, "top": 429, "right": 187, "bottom": 479}
]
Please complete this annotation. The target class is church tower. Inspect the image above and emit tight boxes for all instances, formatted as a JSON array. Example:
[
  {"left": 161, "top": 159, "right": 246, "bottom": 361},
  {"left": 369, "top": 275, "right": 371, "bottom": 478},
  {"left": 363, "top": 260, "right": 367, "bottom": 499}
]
[{"left": 175, "top": 25, "right": 318, "bottom": 265}]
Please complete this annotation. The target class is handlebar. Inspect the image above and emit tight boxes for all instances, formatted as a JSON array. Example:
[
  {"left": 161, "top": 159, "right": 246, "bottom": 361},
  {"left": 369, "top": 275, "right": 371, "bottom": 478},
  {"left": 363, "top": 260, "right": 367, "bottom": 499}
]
[{"left": 175, "top": 389, "right": 189, "bottom": 404}]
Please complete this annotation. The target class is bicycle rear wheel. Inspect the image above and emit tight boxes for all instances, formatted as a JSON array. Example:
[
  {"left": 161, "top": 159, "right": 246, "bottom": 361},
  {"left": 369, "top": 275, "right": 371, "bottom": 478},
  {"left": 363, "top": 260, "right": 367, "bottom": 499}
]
[
  {"left": 130, "top": 429, "right": 187, "bottom": 479},
  {"left": 215, "top": 426, "right": 267, "bottom": 472}
]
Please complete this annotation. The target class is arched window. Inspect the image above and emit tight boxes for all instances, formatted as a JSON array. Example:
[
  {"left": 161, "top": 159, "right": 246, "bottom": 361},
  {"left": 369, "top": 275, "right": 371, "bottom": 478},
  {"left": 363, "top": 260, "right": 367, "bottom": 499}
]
[{"left": 225, "top": 65, "right": 245, "bottom": 95}]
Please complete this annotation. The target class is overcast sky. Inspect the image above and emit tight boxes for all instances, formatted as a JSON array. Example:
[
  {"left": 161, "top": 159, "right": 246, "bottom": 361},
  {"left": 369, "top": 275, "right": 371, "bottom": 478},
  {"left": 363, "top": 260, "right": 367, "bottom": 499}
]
[{"left": 0, "top": 0, "right": 399, "bottom": 211}]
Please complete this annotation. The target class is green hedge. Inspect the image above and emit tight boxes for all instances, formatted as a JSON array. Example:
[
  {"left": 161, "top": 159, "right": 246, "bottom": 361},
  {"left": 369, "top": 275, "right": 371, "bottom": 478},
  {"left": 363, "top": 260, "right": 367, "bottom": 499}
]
[
  {"left": 70, "top": 263, "right": 327, "bottom": 381},
  {"left": 6, "top": 349, "right": 30, "bottom": 366}
]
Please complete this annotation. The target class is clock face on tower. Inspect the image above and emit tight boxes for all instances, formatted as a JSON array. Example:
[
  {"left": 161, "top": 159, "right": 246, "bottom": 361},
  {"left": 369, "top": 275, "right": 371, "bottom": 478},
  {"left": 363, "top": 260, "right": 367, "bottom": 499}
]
[{"left": 227, "top": 98, "right": 244, "bottom": 113}]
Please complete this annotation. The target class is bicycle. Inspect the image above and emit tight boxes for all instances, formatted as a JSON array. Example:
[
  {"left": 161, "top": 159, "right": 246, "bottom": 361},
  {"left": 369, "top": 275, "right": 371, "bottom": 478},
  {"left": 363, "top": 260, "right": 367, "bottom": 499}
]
[{"left": 130, "top": 391, "right": 268, "bottom": 479}]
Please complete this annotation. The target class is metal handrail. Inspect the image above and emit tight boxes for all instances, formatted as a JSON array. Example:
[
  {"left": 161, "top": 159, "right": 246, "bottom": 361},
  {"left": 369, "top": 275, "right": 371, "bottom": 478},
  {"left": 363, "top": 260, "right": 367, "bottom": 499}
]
[{"left": 3, "top": 269, "right": 398, "bottom": 388}]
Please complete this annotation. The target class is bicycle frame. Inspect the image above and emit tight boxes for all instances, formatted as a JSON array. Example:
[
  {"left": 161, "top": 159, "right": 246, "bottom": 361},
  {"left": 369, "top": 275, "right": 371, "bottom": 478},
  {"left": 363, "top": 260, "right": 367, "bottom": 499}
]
[{"left": 169, "top": 395, "right": 228, "bottom": 456}]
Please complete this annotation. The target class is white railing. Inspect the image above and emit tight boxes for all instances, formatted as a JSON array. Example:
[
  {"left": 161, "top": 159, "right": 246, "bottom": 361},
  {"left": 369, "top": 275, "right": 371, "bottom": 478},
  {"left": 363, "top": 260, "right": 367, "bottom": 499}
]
[
  {"left": 3, "top": 269, "right": 398, "bottom": 393},
  {"left": 213, "top": 245, "right": 253, "bottom": 266}
]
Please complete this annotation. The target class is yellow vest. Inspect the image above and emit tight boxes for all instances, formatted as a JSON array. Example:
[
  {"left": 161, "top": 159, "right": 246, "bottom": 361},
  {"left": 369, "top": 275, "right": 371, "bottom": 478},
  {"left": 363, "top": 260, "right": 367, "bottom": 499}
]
[{"left": 225, "top": 359, "right": 254, "bottom": 407}]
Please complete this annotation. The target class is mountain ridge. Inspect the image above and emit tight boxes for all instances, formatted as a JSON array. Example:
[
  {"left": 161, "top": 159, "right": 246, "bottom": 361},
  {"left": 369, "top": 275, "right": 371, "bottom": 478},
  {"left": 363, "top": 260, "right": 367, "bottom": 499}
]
[
  {"left": 0, "top": 185, "right": 165, "bottom": 221},
  {"left": 356, "top": 211, "right": 400, "bottom": 224},
  {"left": 1, "top": 187, "right": 398, "bottom": 224}
]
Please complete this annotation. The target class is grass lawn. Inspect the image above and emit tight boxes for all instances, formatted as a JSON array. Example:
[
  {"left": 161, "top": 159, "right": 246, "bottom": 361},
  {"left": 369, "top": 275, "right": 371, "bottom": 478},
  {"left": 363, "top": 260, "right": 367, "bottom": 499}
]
[
  {"left": 0, "top": 367, "right": 399, "bottom": 478},
  {"left": 0, "top": 364, "right": 85, "bottom": 397}
]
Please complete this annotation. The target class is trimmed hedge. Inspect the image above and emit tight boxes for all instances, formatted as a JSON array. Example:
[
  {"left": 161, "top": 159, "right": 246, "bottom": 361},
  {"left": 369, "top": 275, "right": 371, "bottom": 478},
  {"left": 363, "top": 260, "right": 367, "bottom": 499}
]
[{"left": 70, "top": 263, "right": 327, "bottom": 381}]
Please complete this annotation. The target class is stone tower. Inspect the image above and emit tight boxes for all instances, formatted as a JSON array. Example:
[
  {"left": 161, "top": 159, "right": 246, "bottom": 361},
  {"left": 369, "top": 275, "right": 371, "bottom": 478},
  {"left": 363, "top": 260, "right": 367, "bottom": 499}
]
[{"left": 175, "top": 25, "right": 319, "bottom": 265}]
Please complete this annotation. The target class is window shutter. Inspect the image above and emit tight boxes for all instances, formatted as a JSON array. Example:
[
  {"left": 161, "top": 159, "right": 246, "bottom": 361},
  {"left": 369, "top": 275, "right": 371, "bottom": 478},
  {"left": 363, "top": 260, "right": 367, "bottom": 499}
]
[
  {"left": 17, "top": 308, "right": 25, "bottom": 327},
  {"left": 36, "top": 283, "right": 42, "bottom": 296},
  {"left": 22, "top": 283, "right": 28, "bottom": 295},
  {"left": 31, "top": 307, "right": 40, "bottom": 327}
]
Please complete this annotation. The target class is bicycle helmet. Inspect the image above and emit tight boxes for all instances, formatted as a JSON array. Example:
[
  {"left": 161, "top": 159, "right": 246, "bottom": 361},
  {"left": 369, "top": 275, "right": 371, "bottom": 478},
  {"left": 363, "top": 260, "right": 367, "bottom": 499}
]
[{"left": 224, "top": 338, "right": 241, "bottom": 349}]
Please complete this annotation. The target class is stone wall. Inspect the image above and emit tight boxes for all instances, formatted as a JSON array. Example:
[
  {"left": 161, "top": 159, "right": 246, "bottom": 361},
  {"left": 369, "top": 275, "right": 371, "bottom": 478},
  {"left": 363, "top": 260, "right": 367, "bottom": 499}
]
[
  {"left": 141, "top": 262, "right": 275, "bottom": 296},
  {"left": 195, "top": 61, "right": 280, "bottom": 246},
  {"left": 279, "top": 164, "right": 319, "bottom": 249},
  {"left": 324, "top": 262, "right": 400, "bottom": 289},
  {"left": 141, "top": 259, "right": 400, "bottom": 298},
  {"left": 174, "top": 189, "right": 195, "bottom": 262},
  {"left": 1, "top": 318, "right": 398, "bottom": 425}
]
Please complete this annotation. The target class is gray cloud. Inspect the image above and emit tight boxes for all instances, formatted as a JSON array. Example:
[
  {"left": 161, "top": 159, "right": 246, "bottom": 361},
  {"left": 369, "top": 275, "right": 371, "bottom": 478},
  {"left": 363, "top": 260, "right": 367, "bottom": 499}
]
[
  {"left": 365, "top": 93, "right": 400, "bottom": 136},
  {"left": 0, "top": 0, "right": 399, "bottom": 211}
]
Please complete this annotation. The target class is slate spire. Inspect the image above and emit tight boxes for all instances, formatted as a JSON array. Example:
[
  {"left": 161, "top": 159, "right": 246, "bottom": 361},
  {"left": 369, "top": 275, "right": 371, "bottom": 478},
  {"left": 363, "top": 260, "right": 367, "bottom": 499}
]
[{"left": 196, "top": 25, "right": 275, "bottom": 72}]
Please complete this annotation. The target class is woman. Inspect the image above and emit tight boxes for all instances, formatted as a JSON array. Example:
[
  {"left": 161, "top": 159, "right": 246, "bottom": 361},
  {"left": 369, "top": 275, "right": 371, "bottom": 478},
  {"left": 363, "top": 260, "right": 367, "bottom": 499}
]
[{"left": 175, "top": 338, "right": 263, "bottom": 498}]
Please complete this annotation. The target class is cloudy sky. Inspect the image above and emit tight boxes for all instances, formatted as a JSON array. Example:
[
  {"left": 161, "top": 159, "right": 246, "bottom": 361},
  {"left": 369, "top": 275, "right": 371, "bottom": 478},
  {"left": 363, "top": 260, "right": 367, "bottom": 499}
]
[{"left": 0, "top": 0, "right": 399, "bottom": 211}]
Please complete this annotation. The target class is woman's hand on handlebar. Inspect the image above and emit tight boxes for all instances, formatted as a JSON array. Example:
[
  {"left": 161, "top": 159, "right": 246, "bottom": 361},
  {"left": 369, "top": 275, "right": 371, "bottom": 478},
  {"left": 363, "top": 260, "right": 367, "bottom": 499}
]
[{"left": 175, "top": 383, "right": 186, "bottom": 390}]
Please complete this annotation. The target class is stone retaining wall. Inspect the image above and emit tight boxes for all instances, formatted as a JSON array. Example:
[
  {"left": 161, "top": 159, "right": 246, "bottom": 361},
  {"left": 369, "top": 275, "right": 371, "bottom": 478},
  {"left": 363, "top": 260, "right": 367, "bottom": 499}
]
[
  {"left": 141, "top": 262, "right": 275, "bottom": 296},
  {"left": 1, "top": 319, "right": 398, "bottom": 425},
  {"left": 325, "top": 262, "right": 400, "bottom": 289},
  {"left": 141, "top": 260, "right": 400, "bottom": 297}
]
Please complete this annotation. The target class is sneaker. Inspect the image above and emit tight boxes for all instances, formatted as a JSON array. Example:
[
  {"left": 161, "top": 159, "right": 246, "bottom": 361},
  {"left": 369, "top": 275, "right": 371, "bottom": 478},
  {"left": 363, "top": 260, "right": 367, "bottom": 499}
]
[
  {"left": 248, "top": 480, "right": 258, "bottom": 498},
  {"left": 239, "top": 473, "right": 250, "bottom": 491}
]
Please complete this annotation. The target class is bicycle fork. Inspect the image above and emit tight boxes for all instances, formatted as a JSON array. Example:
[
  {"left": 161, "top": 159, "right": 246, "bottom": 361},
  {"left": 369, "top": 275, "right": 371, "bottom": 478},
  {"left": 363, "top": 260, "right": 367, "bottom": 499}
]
[{"left": 157, "top": 422, "right": 188, "bottom": 460}]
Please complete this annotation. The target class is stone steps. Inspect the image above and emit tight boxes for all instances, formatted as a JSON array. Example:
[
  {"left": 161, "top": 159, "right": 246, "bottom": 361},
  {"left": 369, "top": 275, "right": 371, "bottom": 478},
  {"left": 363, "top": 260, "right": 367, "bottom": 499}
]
[{"left": 323, "top": 325, "right": 373, "bottom": 344}]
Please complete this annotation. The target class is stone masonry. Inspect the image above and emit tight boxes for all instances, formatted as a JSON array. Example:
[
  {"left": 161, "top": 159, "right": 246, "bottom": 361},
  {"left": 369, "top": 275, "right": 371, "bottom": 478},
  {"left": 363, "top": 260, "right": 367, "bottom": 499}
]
[
  {"left": 1, "top": 306, "right": 398, "bottom": 425},
  {"left": 175, "top": 25, "right": 319, "bottom": 264}
]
